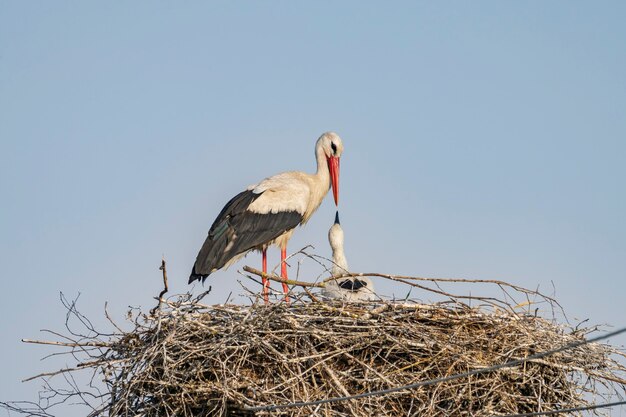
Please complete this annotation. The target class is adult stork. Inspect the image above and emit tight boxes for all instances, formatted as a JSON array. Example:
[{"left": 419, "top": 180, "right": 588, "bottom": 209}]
[
  {"left": 323, "top": 212, "right": 376, "bottom": 302},
  {"left": 189, "top": 132, "right": 343, "bottom": 303}
]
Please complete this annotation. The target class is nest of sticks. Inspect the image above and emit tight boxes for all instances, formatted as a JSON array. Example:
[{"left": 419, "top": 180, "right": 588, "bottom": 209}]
[{"left": 4, "top": 258, "right": 626, "bottom": 417}]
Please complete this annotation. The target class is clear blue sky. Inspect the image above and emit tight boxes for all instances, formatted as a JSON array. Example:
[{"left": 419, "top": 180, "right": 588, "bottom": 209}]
[{"left": 2, "top": 2, "right": 625, "bottom": 415}]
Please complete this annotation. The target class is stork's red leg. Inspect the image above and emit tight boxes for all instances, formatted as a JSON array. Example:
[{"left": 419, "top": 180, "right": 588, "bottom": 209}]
[
  {"left": 262, "top": 248, "right": 269, "bottom": 304},
  {"left": 280, "top": 247, "right": 290, "bottom": 303}
]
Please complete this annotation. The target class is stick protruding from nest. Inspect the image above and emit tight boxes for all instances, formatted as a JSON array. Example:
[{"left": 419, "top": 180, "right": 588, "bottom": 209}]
[{"left": 150, "top": 257, "right": 169, "bottom": 316}]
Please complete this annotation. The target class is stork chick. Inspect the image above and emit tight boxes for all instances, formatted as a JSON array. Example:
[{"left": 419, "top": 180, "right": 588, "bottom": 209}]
[{"left": 323, "top": 212, "right": 376, "bottom": 302}]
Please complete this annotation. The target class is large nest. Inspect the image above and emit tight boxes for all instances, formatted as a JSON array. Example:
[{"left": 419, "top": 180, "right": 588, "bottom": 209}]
[
  {"left": 3, "top": 261, "right": 626, "bottom": 417},
  {"left": 101, "top": 298, "right": 624, "bottom": 417}
]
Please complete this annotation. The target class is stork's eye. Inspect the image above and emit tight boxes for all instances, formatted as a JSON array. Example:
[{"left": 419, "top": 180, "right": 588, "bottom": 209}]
[{"left": 331, "top": 142, "right": 337, "bottom": 154}]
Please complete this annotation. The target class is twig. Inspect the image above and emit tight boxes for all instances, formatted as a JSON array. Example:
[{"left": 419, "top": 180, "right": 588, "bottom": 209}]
[
  {"left": 150, "top": 257, "right": 169, "bottom": 316},
  {"left": 243, "top": 266, "right": 325, "bottom": 288},
  {"left": 21, "top": 339, "right": 109, "bottom": 348}
]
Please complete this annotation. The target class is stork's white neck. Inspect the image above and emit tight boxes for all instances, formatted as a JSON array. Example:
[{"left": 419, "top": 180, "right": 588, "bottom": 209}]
[
  {"left": 329, "top": 223, "right": 348, "bottom": 276},
  {"left": 315, "top": 143, "right": 332, "bottom": 182},
  {"left": 331, "top": 247, "right": 348, "bottom": 277},
  {"left": 297, "top": 146, "right": 331, "bottom": 223}
]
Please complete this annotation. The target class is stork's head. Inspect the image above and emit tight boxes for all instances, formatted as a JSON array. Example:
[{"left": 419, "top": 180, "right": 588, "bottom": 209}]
[
  {"left": 328, "top": 211, "right": 344, "bottom": 252},
  {"left": 316, "top": 132, "right": 343, "bottom": 205}
]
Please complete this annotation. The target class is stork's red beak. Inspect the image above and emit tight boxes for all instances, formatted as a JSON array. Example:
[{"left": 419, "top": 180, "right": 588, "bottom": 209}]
[{"left": 327, "top": 155, "right": 340, "bottom": 205}]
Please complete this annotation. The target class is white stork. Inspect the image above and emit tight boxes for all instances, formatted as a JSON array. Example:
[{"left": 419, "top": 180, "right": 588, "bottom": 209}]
[
  {"left": 323, "top": 212, "right": 376, "bottom": 302},
  {"left": 189, "top": 132, "right": 343, "bottom": 303}
]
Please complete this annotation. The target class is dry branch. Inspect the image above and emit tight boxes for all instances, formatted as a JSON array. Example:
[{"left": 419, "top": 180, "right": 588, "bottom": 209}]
[{"left": 150, "top": 258, "right": 169, "bottom": 316}]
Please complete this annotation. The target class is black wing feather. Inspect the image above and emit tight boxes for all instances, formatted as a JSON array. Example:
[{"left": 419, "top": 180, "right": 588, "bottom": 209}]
[
  {"left": 189, "top": 190, "right": 303, "bottom": 283},
  {"left": 338, "top": 279, "right": 368, "bottom": 292}
]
